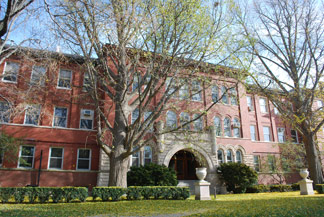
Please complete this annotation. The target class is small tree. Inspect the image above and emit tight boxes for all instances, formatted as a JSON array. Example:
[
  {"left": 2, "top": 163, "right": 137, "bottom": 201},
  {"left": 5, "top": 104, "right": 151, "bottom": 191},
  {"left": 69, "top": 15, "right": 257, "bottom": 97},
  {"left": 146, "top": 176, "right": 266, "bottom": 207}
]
[{"left": 217, "top": 162, "right": 258, "bottom": 193}]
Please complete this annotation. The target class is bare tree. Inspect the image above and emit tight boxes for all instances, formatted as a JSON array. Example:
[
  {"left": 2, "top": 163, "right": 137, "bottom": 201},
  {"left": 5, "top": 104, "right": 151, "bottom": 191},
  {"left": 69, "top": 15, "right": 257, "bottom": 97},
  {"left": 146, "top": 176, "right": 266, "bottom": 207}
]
[
  {"left": 45, "top": 0, "right": 243, "bottom": 187},
  {"left": 234, "top": 0, "right": 324, "bottom": 184}
]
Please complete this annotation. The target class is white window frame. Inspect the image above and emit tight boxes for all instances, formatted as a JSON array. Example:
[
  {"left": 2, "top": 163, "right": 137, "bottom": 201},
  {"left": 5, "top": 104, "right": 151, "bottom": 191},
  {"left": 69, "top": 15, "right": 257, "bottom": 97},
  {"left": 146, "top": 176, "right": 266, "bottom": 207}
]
[
  {"left": 250, "top": 125, "right": 257, "bottom": 141},
  {"left": 253, "top": 155, "right": 260, "bottom": 172},
  {"left": 277, "top": 127, "right": 285, "bottom": 143},
  {"left": 18, "top": 145, "right": 35, "bottom": 169},
  {"left": 76, "top": 149, "right": 91, "bottom": 170},
  {"left": 217, "top": 149, "right": 224, "bottom": 165},
  {"left": 48, "top": 147, "right": 64, "bottom": 170},
  {"left": 224, "top": 117, "right": 231, "bottom": 137},
  {"left": 263, "top": 126, "right": 271, "bottom": 142},
  {"left": 259, "top": 98, "right": 268, "bottom": 113},
  {"left": 131, "top": 147, "right": 140, "bottom": 167},
  {"left": 230, "top": 88, "right": 237, "bottom": 105},
  {"left": 214, "top": 116, "right": 222, "bottom": 136},
  {"left": 57, "top": 69, "right": 72, "bottom": 89},
  {"left": 291, "top": 129, "right": 299, "bottom": 143},
  {"left": 53, "top": 107, "right": 68, "bottom": 128},
  {"left": 144, "top": 146, "right": 152, "bottom": 165},
  {"left": 236, "top": 150, "right": 242, "bottom": 163},
  {"left": 247, "top": 96, "right": 254, "bottom": 111},
  {"left": 80, "top": 109, "right": 94, "bottom": 130},
  {"left": 2, "top": 61, "right": 19, "bottom": 83},
  {"left": 226, "top": 150, "right": 233, "bottom": 163},
  {"left": 24, "top": 105, "right": 41, "bottom": 125},
  {"left": 30, "top": 65, "right": 46, "bottom": 86},
  {"left": 233, "top": 118, "right": 241, "bottom": 138}
]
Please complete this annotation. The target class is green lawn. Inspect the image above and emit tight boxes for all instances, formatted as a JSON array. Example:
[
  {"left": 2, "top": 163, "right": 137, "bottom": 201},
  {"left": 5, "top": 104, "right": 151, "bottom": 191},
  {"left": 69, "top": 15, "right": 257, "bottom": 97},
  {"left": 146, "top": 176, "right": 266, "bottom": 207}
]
[{"left": 1, "top": 192, "right": 324, "bottom": 217}]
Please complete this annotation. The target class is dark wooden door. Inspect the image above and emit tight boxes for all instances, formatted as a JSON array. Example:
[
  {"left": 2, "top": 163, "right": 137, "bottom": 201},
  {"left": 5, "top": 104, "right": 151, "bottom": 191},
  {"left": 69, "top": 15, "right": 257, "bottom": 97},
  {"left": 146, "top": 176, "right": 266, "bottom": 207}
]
[{"left": 169, "top": 151, "right": 199, "bottom": 180}]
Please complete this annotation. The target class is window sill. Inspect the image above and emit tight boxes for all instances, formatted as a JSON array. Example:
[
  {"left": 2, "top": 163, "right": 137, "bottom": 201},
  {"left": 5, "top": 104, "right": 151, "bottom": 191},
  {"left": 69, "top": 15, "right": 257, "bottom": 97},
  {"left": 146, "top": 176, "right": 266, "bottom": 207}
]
[
  {"left": 56, "top": 87, "right": 72, "bottom": 90},
  {"left": 1, "top": 80, "right": 17, "bottom": 84},
  {"left": 1, "top": 123, "right": 97, "bottom": 132}
]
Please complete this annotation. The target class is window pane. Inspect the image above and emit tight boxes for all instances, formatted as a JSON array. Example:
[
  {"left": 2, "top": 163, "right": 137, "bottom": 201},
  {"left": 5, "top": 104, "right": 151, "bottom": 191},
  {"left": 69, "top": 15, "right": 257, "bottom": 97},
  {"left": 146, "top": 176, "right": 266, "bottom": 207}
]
[
  {"left": 192, "top": 81, "right": 202, "bottom": 101},
  {"left": 179, "top": 81, "right": 189, "bottom": 100},
  {"left": 212, "top": 85, "right": 218, "bottom": 102},
  {"left": 166, "top": 111, "right": 177, "bottom": 129},
  {"left": 79, "top": 149, "right": 90, "bottom": 158},
  {"left": 253, "top": 155, "right": 260, "bottom": 172},
  {"left": 80, "top": 119, "right": 93, "bottom": 129},
  {"left": 50, "top": 158, "right": 62, "bottom": 169},
  {"left": 0, "top": 101, "right": 10, "bottom": 123},
  {"left": 214, "top": 117, "right": 221, "bottom": 136},
  {"left": 227, "top": 150, "right": 233, "bottom": 162},
  {"left": 180, "top": 112, "right": 190, "bottom": 130},
  {"left": 58, "top": 69, "right": 72, "bottom": 88},
  {"left": 224, "top": 117, "right": 231, "bottom": 137},
  {"left": 263, "top": 126, "right": 271, "bottom": 141},
  {"left": 230, "top": 88, "right": 237, "bottom": 105},
  {"left": 31, "top": 66, "right": 46, "bottom": 86},
  {"left": 250, "top": 125, "right": 256, "bottom": 141},
  {"left": 144, "top": 146, "right": 152, "bottom": 165},
  {"left": 3, "top": 62, "right": 19, "bottom": 82},
  {"left": 51, "top": 148, "right": 63, "bottom": 157},
  {"left": 53, "top": 107, "right": 67, "bottom": 127},
  {"left": 193, "top": 114, "right": 203, "bottom": 131},
  {"left": 236, "top": 151, "right": 242, "bottom": 163},
  {"left": 132, "top": 108, "right": 139, "bottom": 124},
  {"left": 277, "top": 128, "right": 285, "bottom": 143},
  {"left": 217, "top": 150, "right": 224, "bottom": 164},
  {"left": 247, "top": 96, "right": 254, "bottom": 111},
  {"left": 221, "top": 86, "right": 228, "bottom": 104},
  {"left": 233, "top": 118, "right": 240, "bottom": 138},
  {"left": 24, "top": 105, "right": 41, "bottom": 125},
  {"left": 291, "top": 130, "right": 298, "bottom": 143},
  {"left": 19, "top": 146, "right": 34, "bottom": 168},
  {"left": 78, "top": 159, "right": 90, "bottom": 169},
  {"left": 260, "top": 98, "right": 268, "bottom": 113}
]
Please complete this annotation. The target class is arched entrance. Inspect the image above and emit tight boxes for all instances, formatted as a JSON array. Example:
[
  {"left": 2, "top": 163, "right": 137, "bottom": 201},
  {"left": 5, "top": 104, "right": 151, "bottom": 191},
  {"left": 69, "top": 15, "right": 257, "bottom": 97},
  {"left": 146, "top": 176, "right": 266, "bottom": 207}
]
[{"left": 168, "top": 150, "right": 201, "bottom": 180}]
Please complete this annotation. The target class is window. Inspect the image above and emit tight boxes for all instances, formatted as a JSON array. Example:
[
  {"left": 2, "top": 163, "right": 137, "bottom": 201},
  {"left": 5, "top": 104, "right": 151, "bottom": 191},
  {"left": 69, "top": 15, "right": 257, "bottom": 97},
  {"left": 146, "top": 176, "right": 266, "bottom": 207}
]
[
  {"left": 230, "top": 88, "right": 237, "bottom": 105},
  {"left": 263, "top": 126, "right": 271, "bottom": 142},
  {"left": 18, "top": 146, "right": 35, "bottom": 168},
  {"left": 0, "top": 148, "right": 3, "bottom": 167},
  {"left": 233, "top": 118, "right": 241, "bottom": 138},
  {"left": 277, "top": 127, "right": 285, "bottom": 143},
  {"left": 144, "top": 146, "right": 152, "bottom": 165},
  {"left": 53, "top": 107, "right": 68, "bottom": 128},
  {"left": 49, "top": 147, "right": 64, "bottom": 169},
  {"left": 221, "top": 86, "right": 228, "bottom": 104},
  {"left": 179, "top": 81, "right": 189, "bottom": 100},
  {"left": 24, "top": 105, "right": 41, "bottom": 125},
  {"left": 0, "top": 101, "right": 10, "bottom": 123},
  {"left": 77, "top": 149, "right": 91, "bottom": 170},
  {"left": 253, "top": 155, "right": 260, "bottom": 172},
  {"left": 166, "top": 111, "right": 177, "bottom": 129},
  {"left": 166, "top": 77, "right": 176, "bottom": 96},
  {"left": 2, "top": 62, "right": 19, "bottom": 82},
  {"left": 82, "top": 72, "right": 91, "bottom": 92},
  {"left": 250, "top": 125, "right": 257, "bottom": 141},
  {"left": 224, "top": 117, "right": 231, "bottom": 137},
  {"left": 132, "top": 147, "right": 140, "bottom": 167},
  {"left": 212, "top": 85, "right": 219, "bottom": 103},
  {"left": 291, "top": 129, "right": 299, "bottom": 143},
  {"left": 226, "top": 150, "right": 233, "bottom": 162},
  {"left": 318, "top": 100, "right": 323, "bottom": 110},
  {"left": 192, "top": 80, "right": 202, "bottom": 101},
  {"left": 236, "top": 150, "right": 242, "bottom": 163},
  {"left": 259, "top": 98, "right": 268, "bottom": 113},
  {"left": 268, "top": 155, "right": 276, "bottom": 172},
  {"left": 31, "top": 65, "right": 46, "bottom": 86},
  {"left": 217, "top": 149, "right": 224, "bottom": 164},
  {"left": 247, "top": 96, "right": 254, "bottom": 111},
  {"left": 131, "top": 108, "right": 139, "bottom": 124},
  {"left": 80, "top": 109, "right": 94, "bottom": 130},
  {"left": 214, "top": 116, "right": 221, "bottom": 136},
  {"left": 180, "top": 112, "right": 190, "bottom": 130},
  {"left": 57, "top": 69, "right": 72, "bottom": 88},
  {"left": 132, "top": 74, "right": 140, "bottom": 92},
  {"left": 193, "top": 114, "right": 203, "bottom": 131}
]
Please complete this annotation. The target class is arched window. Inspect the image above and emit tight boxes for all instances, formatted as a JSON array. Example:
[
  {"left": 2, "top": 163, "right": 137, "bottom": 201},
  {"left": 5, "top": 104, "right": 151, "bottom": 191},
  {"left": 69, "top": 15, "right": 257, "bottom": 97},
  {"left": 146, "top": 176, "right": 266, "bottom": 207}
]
[
  {"left": 233, "top": 118, "right": 241, "bottom": 138},
  {"left": 217, "top": 149, "right": 224, "bottom": 164},
  {"left": 132, "top": 147, "right": 140, "bottom": 167},
  {"left": 214, "top": 116, "right": 221, "bottom": 136},
  {"left": 221, "top": 86, "right": 228, "bottom": 104},
  {"left": 236, "top": 150, "right": 242, "bottom": 163},
  {"left": 193, "top": 114, "right": 203, "bottom": 131},
  {"left": 180, "top": 112, "right": 190, "bottom": 130},
  {"left": 230, "top": 88, "right": 237, "bottom": 105},
  {"left": 166, "top": 111, "right": 177, "bottom": 129},
  {"left": 144, "top": 146, "right": 152, "bottom": 165},
  {"left": 224, "top": 117, "right": 231, "bottom": 137},
  {"left": 227, "top": 150, "right": 233, "bottom": 162},
  {"left": 212, "top": 85, "right": 219, "bottom": 102}
]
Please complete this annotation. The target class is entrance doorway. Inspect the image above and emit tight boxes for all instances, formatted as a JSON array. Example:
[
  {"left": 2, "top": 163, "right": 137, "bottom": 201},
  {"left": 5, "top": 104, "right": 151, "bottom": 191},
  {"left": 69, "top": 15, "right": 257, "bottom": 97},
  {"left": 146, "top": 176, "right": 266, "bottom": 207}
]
[{"left": 168, "top": 150, "right": 200, "bottom": 180}]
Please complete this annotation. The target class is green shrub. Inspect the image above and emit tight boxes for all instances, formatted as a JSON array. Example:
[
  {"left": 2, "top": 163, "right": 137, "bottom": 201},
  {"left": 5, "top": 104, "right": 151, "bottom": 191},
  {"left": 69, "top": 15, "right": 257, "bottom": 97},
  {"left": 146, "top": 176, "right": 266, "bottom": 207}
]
[
  {"left": 92, "top": 187, "right": 125, "bottom": 201},
  {"left": 291, "top": 183, "right": 300, "bottom": 191},
  {"left": 269, "top": 185, "right": 292, "bottom": 192},
  {"left": 51, "top": 188, "right": 64, "bottom": 203},
  {"left": 126, "top": 186, "right": 190, "bottom": 200},
  {"left": 127, "top": 187, "right": 142, "bottom": 200},
  {"left": 62, "top": 187, "right": 88, "bottom": 202},
  {"left": 315, "top": 184, "right": 324, "bottom": 194},
  {"left": 0, "top": 188, "right": 15, "bottom": 203},
  {"left": 217, "top": 162, "right": 258, "bottom": 194},
  {"left": 13, "top": 188, "right": 27, "bottom": 203},
  {"left": 246, "top": 185, "right": 270, "bottom": 193},
  {"left": 127, "top": 163, "right": 177, "bottom": 186}
]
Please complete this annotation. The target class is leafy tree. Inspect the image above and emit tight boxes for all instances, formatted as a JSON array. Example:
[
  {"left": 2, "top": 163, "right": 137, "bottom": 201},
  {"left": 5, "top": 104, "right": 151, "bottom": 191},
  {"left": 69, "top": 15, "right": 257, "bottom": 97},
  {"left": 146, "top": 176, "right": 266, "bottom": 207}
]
[
  {"left": 233, "top": 0, "right": 324, "bottom": 184},
  {"left": 46, "top": 0, "right": 244, "bottom": 187},
  {"left": 217, "top": 162, "right": 258, "bottom": 193}
]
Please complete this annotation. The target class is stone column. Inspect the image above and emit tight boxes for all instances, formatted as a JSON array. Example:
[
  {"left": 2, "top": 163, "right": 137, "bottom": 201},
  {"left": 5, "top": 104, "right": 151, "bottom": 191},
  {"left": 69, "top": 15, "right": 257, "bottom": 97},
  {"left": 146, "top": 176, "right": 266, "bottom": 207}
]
[
  {"left": 156, "top": 121, "right": 165, "bottom": 152},
  {"left": 209, "top": 126, "right": 217, "bottom": 155},
  {"left": 96, "top": 149, "right": 110, "bottom": 186}
]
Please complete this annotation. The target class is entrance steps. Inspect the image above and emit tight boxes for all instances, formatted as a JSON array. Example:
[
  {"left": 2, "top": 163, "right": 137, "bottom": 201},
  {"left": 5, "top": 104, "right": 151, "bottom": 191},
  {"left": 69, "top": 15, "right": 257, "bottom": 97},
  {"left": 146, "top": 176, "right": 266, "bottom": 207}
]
[{"left": 177, "top": 180, "right": 196, "bottom": 194}]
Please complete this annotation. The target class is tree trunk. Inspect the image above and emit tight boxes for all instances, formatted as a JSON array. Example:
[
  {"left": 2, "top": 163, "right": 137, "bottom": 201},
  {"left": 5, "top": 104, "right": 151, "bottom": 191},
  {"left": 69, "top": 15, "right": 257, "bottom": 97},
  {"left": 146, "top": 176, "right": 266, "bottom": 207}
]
[
  {"left": 303, "top": 133, "right": 324, "bottom": 184},
  {"left": 108, "top": 145, "right": 129, "bottom": 187}
]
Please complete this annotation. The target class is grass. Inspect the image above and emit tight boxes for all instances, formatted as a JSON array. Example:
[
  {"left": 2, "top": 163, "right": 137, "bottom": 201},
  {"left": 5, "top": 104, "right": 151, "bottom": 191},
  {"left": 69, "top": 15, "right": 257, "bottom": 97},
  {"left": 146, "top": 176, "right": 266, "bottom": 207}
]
[{"left": 1, "top": 192, "right": 324, "bottom": 216}]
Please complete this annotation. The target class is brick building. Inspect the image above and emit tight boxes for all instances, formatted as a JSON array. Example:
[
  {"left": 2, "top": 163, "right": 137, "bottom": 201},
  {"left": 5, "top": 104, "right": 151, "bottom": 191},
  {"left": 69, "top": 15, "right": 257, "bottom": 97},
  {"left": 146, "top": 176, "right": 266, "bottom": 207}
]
[{"left": 0, "top": 49, "right": 313, "bottom": 191}]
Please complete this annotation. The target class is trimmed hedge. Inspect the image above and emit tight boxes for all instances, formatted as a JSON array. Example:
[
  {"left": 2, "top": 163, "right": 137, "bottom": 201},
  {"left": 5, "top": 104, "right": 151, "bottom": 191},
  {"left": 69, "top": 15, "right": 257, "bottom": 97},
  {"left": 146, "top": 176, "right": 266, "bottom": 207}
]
[
  {"left": 291, "top": 183, "right": 300, "bottom": 191},
  {"left": 0, "top": 187, "right": 88, "bottom": 203},
  {"left": 315, "top": 184, "right": 324, "bottom": 194},
  {"left": 246, "top": 185, "right": 270, "bottom": 193},
  {"left": 269, "top": 185, "right": 292, "bottom": 192},
  {"left": 92, "top": 187, "right": 126, "bottom": 201},
  {"left": 126, "top": 186, "right": 190, "bottom": 200}
]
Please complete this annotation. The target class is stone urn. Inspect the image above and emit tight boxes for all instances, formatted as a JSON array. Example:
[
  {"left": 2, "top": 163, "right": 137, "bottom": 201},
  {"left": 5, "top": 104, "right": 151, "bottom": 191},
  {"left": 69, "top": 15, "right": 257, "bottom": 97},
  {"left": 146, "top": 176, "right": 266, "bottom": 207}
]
[
  {"left": 196, "top": 167, "right": 207, "bottom": 181},
  {"left": 300, "top": 168, "right": 309, "bottom": 180}
]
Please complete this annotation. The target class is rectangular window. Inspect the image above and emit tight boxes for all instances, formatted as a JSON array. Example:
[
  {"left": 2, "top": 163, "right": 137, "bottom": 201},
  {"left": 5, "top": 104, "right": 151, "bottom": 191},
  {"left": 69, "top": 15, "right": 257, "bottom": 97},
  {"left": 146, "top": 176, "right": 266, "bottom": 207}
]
[
  {"left": 132, "top": 147, "right": 140, "bottom": 167},
  {"left": 57, "top": 69, "right": 72, "bottom": 89},
  {"left": 144, "top": 111, "right": 153, "bottom": 131},
  {"left": 77, "top": 149, "right": 91, "bottom": 170},
  {"left": 291, "top": 129, "right": 299, "bottom": 143},
  {"left": 193, "top": 114, "right": 203, "bottom": 131},
  {"left": 18, "top": 146, "right": 35, "bottom": 168},
  {"left": 247, "top": 96, "right": 254, "bottom": 111},
  {"left": 166, "top": 77, "right": 177, "bottom": 96},
  {"left": 230, "top": 88, "right": 237, "bottom": 105},
  {"left": 250, "top": 125, "right": 257, "bottom": 141},
  {"left": 263, "top": 126, "right": 271, "bottom": 142},
  {"left": 253, "top": 155, "right": 260, "bottom": 172},
  {"left": 259, "top": 98, "right": 268, "bottom": 113},
  {"left": 277, "top": 127, "right": 285, "bottom": 143},
  {"left": 131, "top": 108, "right": 139, "bottom": 124},
  {"left": 0, "top": 148, "right": 4, "bottom": 167},
  {"left": 49, "top": 147, "right": 64, "bottom": 169},
  {"left": 53, "top": 107, "right": 68, "bottom": 128},
  {"left": 31, "top": 65, "right": 46, "bottom": 86},
  {"left": 221, "top": 86, "right": 228, "bottom": 104},
  {"left": 82, "top": 72, "right": 91, "bottom": 92},
  {"left": 192, "top": 81, "right": 202, "bottom": 101},
  {"left": 179, "top": 82, "right": 189, "bottom": 100},
  {"left": 268, "top": 155, "right": 276, "bottom": 172},
  {"left": 24, "top": 105, "right": 41, "bottom": 125},
  {"left": 0, "top": 101, "right": 10, "bottom": 123},
  {"left": 212, "top": 85, "right": 218, "bottom": 103},
  {"left": 144, "top": 146, "right": 152, "bottom": 165},
  {"left": 80, "top": 109, "right": 94, "bottom": 130},
  {"left": 2, "top": 62, "right": 19, "bottom": 82}
]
